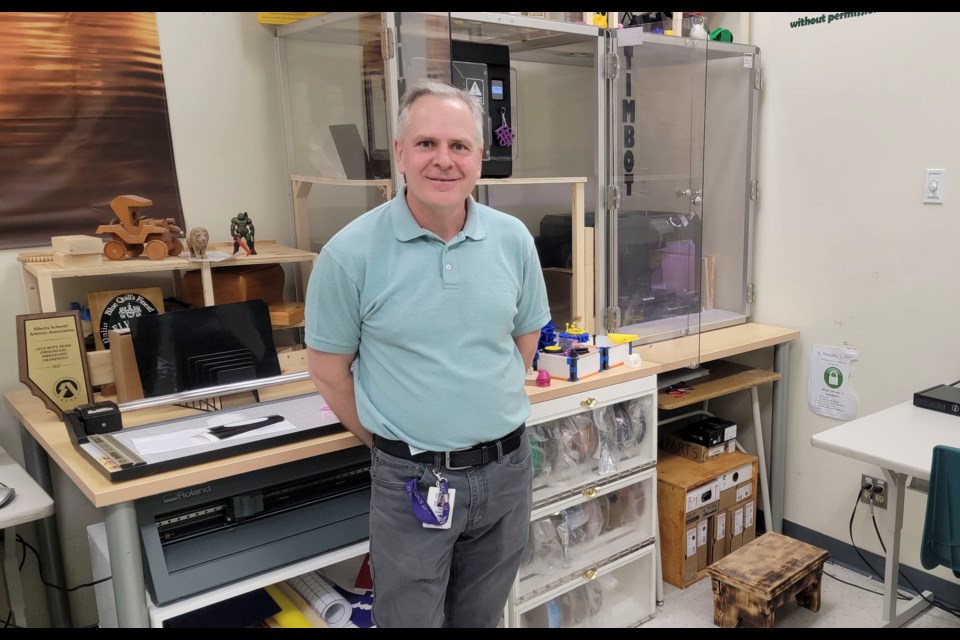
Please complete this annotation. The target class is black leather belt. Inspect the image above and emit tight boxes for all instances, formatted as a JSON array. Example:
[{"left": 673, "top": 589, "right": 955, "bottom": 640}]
[{"left": 374, "top": 424, "right": 525, "bottom": 470}]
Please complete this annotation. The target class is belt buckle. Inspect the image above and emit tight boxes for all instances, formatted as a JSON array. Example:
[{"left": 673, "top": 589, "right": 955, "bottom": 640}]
[{"left": 444, "top": 450, "right": 473, "bottom": 471}]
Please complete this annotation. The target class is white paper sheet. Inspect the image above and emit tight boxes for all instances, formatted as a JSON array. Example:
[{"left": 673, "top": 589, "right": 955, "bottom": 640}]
[{"left": 130, "top": 420, "right": 297, "bottom": 455}]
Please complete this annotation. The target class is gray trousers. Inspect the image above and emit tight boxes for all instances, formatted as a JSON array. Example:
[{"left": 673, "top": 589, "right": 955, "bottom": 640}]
[{"left": 368, "top": 434, "right": 532, "bottom": 628}]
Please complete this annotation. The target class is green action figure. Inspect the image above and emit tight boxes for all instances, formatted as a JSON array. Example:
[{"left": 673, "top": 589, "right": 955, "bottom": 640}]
[{"left": 230, "top": 211, "right": 256, "bottom": 255}]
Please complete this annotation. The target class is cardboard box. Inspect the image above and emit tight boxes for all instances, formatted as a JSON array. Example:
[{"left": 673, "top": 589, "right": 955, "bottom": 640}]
[
  {"left": 718, "top": 462, "right": 754, "bottom": 510},
  {"left": 181, "top": 264, "right": 285, "bottom": 308},
  {"left": 660, "top": 433, "right": 736, "bottom": 464},
  {"left": 687, "top": 480, "right": 720, "bottom": 515},
  {"left": 729, "top": 505, "right": 745, "bottom": 553},
  {"left": 685, "top": 479, "right": 720, "bottom": 514},
  {"left": 684, "top": 520, "right": 699, "bottom": 583},
  {"left": 657, "top": 451, "right": 758, "bottom": 589},
  {"left": 736, "top": 481, "right": 754, "bottom": 506},
  {"left": 743, "top": 499, "right": 757, "bottom": 544},
  {"left": 696, "top": 518, "right": 710, "bottom": 572},
  {"left": 710, "top": 511, "right": 728, "bottom": 565}
]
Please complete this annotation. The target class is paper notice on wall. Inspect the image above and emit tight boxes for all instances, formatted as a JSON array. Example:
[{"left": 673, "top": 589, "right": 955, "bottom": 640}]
[{"left": 808, "top": 344, "right": 860, "bottom": 420}]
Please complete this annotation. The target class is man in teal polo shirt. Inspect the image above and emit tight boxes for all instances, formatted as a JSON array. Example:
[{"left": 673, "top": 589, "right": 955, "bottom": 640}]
[{"left": 305, "top": 80, "right": 550, "bottom": 628}]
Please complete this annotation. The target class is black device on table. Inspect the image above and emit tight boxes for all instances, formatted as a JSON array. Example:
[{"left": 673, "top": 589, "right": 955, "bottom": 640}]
[{"left": 914, "top": 380, "right": 960, "bottom": 417}]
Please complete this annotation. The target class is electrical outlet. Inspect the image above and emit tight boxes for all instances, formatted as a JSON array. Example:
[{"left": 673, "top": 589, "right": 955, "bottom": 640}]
[
  {"left": 872, "top": 478, "right": 887, "bottom": 509},
  {"left": 859, "top": 474, "right": 887, "bottom": 509},
  {"left": 860, "top": 474, "right": 874, "bottom": 504}
]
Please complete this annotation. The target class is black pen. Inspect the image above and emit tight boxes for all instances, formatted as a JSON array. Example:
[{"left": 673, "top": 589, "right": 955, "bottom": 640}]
[{"left": 206, "top": 414, "right": 285, "bottom": 440}]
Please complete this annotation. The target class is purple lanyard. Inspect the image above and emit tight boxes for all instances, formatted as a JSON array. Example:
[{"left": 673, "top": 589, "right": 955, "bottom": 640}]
[{"left": 405, "top": 477, "right": 449, "bottom": 526}]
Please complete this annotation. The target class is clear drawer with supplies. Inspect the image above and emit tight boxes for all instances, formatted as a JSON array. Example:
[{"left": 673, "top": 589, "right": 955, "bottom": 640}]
[
  {"left": 507, "top": 372, "right": 660, "bottom": 627},
  {"left": 528, "top": 379, "right": 656, "bottom": 509},
  {"left": 515, "top": 469, "right": 655, "bottom": 603},
  {"left": 513, "top": 544, "right": 657, "bottom": 628}
]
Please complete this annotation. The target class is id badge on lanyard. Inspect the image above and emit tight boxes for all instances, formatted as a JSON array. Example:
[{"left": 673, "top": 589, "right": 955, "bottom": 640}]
[{"left": 405, "top": 469, "right": 455, "bottom": 530}]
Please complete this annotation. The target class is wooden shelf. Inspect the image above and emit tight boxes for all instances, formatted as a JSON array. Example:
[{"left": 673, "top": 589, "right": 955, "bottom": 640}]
[
  {"left": 19, "top": 241, "right": 317, "bottom": 313},
  {"left": 657, "top": 360, "right": 780, "bottom": 411}
]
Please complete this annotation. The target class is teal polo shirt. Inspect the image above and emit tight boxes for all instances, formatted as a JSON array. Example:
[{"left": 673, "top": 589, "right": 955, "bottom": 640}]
[{"left": 305, "top": 192, "right": 550, "bottom": 451}]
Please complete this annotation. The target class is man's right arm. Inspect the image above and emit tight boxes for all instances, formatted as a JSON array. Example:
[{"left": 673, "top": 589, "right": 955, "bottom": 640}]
[{"left": 307, "top": 348, "right": 372, "bottom": 448}]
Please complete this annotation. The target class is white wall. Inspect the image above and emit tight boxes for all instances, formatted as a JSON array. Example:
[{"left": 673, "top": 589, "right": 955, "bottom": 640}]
[
  {"left": 748, "top": 11, "right": 960, "bottom": 584},
  {"left": 156, "top": 12, "right": 294, "bottom": 248},
  {"left": 0, "top": 12, "right": 291, "bottom": 627}
]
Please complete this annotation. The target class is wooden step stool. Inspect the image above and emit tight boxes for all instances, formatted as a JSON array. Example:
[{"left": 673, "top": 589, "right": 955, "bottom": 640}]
[{"left": 706, "top": 531, "right": 830, "bottom": 628}]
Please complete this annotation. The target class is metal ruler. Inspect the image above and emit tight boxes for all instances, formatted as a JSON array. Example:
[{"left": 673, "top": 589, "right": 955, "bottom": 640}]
[{"left": 88, "top": 434, "right": 147, "bottom": 470}]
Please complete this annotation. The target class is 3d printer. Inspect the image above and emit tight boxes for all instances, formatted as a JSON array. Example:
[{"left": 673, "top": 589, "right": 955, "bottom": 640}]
[{"left": 363, "top": 40, "right": 513, "bottom": 179}]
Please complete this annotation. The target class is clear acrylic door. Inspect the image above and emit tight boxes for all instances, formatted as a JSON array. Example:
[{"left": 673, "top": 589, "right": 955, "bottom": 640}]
[
  {"left": 277, "top": 12, "right": 394, "bottom": 253},
  {"left": 387, "top": 12, "right": 452, "bottom": 193},
  {"left": 700, "top": 40, "right": 760, "bottom": 333},
  {"left": 608, "top": 30, "right": 707, "bottom": 364},
  {"left": 392, "top": 12, "right": 453, "bottom": 88}
]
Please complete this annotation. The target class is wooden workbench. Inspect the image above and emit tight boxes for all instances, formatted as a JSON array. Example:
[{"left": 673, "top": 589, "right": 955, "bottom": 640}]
[{"left": 6, "top": 321, "right": 798, "bottom": 627}]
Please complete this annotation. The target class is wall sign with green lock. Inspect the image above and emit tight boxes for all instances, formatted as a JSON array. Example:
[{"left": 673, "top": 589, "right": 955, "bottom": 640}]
[{"left": 808, "top": 344, "right": 860, "bottom": 420}]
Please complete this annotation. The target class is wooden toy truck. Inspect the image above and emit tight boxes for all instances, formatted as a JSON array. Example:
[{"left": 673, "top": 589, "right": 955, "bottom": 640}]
[{"left": 96, "top": 195, "right": 184, "bottom": 261}]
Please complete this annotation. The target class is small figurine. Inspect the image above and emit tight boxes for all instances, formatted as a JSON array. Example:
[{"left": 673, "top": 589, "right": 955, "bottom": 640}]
[
  {"left": 187, "top": 227, "right": 209, "bottom": 259},
  {"left": 230, "top": 211, "right": 256, "bottom": 255}
]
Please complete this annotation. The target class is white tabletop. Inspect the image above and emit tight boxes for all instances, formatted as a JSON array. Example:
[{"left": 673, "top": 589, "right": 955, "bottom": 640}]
[
  {"left": 0, "top": 446, "right": 54, "bottom": 528},
  {"left": 811, "top": 401, "right": 960, "bottom": 480}
]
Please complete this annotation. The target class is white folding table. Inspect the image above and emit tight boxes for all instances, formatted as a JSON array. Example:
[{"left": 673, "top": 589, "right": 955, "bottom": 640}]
[
  {"left": 811, "top": 401, "right": 960, "bottom": 627},
  {"left": 0, "top": 445, "right": 55, "bottom": 627}
]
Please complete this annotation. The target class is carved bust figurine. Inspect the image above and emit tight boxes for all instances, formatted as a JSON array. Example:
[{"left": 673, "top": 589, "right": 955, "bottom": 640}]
[{"left": 187, "top": 227, "right": 209, "bottom": 259}]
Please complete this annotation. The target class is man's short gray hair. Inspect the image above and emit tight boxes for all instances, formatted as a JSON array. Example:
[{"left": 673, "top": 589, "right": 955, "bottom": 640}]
[{"left": 395, "top": 79, "right": 484, "bottom": 150}]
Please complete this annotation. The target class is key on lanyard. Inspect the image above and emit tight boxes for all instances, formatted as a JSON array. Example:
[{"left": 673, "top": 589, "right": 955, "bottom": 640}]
[{"left": 405, "top": 470, "right": 449, "bottom": 526}]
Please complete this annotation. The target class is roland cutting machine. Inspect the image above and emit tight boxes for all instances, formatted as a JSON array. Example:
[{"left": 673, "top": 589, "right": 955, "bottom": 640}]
[{"left": 64, "top": 373, "right": 372, "bottom": 605}]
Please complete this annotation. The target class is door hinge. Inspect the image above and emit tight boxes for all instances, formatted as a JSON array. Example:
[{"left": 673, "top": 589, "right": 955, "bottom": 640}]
[
  {"left": 605, "top": 51, "right": 619, "bottom": 80},
  {"left": 382, "top": 27, "right": 395, "bottom": 60},
  {"left": 604, "top": 306, "right": 621, "bottom": 332},
  {"left": 750, "top": 179, "right": 759, "bottom": 201},
  {"left": 606, "top": 184, "right": 621, "bottom": 211},
  {"left": 747, "top": 283, "right": 756, "bottom": 303},
  {"left": 755, "top": 66, "right": 763, "bottom": 91}
]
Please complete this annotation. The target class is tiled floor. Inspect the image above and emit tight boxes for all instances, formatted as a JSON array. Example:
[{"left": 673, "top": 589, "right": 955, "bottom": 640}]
[{"left": 639, "top": 560, "right": 960, "bottom": 628}]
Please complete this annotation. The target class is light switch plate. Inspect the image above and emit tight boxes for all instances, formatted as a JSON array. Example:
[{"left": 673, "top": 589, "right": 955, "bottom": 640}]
[{"left": 924, "top": 168, "right": 945, "bottom": 204}]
